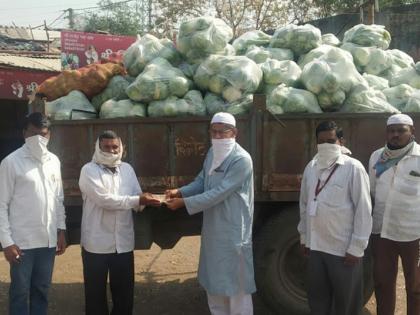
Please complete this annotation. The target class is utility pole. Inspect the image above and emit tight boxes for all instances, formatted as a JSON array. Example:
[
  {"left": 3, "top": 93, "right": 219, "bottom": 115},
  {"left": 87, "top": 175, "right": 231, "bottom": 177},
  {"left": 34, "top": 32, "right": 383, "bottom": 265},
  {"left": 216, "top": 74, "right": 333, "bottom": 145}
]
[
  {"left": 360, "top": 0, "right": 377, "bottom": 24},
  {"left": 367, "top": 0, "right": 375, "bottom": 25},
  {"left": 66, "top": 8, "right": 75, "bottom": 30},
  {"left": 44, "top": 20, "right": 50, "bottom": 52}
]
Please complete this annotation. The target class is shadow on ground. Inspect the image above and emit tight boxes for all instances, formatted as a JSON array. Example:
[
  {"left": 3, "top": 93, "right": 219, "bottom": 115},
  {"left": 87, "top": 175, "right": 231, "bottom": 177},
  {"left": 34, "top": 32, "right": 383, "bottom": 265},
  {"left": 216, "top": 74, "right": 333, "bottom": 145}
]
[{"left": 0, "top": 278, "right": 277, "bottom": 315}]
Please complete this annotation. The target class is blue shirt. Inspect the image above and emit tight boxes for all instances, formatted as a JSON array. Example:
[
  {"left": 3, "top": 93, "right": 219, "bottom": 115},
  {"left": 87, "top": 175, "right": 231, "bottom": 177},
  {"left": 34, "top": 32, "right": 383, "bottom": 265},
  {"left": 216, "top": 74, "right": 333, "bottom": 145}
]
[{"left": 180, "top": 143, "right": 256, "bottom": 296}]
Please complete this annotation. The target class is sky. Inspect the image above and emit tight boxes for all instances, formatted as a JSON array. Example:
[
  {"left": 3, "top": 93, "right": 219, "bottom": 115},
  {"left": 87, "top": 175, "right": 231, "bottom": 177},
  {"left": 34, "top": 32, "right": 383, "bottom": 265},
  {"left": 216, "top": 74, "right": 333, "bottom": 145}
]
[{"left": 0, "top": 0, "right": 101, "bottom": 29}]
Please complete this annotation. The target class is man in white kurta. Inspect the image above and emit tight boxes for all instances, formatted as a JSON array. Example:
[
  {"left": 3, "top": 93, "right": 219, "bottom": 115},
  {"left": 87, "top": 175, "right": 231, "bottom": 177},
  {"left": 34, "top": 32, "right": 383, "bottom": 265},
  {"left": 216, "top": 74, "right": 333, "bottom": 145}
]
[
  {"left": 166, "top": 112, "right": 255, "bottom": 315},
  {"left": 298, "top": 120, "right": 372, "bottom": 315},
  {"left": 79, "top": 130, "right": 160, "bottom": 315},
  {"left": 369, "top": 114, "right": 420, "bottom": 315},
  {"left": 0, "top": 112, "right": 66, "bottom": 315}
]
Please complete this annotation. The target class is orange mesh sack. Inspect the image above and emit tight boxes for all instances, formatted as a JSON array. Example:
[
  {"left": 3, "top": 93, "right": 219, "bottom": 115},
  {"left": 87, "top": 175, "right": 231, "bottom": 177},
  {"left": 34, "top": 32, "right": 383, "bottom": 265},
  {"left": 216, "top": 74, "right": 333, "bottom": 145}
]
[{"left": 37, "top": 63, "right": 125, "bottom": 101}]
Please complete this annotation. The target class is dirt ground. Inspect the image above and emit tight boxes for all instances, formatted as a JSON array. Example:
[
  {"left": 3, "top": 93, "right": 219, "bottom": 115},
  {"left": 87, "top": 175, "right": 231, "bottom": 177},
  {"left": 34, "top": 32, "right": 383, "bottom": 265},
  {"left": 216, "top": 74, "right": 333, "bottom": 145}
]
[{"left": 0, "top": 236, "right": 406, "bottom": 315}]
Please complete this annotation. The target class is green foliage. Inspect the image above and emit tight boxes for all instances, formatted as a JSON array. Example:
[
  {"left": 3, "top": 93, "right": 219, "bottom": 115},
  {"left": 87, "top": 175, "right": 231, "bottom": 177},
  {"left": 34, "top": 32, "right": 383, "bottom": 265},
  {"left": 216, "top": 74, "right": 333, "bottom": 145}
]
[{"left": 79, "top": 0, "right": 145, "bottom": 35}]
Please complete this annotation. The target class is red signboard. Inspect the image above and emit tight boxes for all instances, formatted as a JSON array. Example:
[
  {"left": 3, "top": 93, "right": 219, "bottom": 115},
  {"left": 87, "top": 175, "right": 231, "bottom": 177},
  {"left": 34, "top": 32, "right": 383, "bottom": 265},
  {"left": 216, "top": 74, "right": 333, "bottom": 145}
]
[
  {"left": 0, "top": 69, "right": 58, "bottom": 101},
  {"left": 61, "top": 31, "right": 136, "bottom": 69}
]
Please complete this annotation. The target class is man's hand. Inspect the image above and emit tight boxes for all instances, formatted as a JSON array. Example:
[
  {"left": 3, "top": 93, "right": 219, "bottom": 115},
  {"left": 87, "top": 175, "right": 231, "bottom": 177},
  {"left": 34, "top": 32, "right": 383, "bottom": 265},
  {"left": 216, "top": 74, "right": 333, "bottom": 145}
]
[
  {"left": 56, "top": 230, "right": 67, "bottom": 256},
  {"left": 165, "top": 198, "right": 185, "bottom": 211},
  {"left": 140, "top": 192, "right": 162, "bottom": 207},
  {"left": 344, "top": 253, "right": 361, "bottom": 266},
  {"left": 3, "top": 244, "right": 23, "bottom": 264},
  {"left": 300, "top": 244, "right": 310, "bottom": 258},
  {"left": 165, "top": 189, "right": 181, "bottom": 200}
]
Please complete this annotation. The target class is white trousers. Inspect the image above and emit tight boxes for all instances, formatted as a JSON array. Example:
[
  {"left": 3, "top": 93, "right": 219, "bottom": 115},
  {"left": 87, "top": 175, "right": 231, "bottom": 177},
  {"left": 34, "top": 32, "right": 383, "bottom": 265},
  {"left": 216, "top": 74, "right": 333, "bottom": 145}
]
[{"left": 207, "top": 292, "right": 253, "bottom": 315}]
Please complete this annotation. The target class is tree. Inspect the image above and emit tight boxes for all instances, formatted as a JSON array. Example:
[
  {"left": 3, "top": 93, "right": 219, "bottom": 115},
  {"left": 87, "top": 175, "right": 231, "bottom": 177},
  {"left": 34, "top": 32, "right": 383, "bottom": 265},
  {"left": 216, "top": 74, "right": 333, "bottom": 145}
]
[
  {"left": 150, "top": 0, "right": 208, "bottom": 37},
  {"left": 76, "top": 0, "right": 151, "bottom": 35},
  {"left": 214, "top": 0, "right": 249, "bottom": 37},
  {"left": 251, "top": 0, "right": 288, "bottom": 31}
]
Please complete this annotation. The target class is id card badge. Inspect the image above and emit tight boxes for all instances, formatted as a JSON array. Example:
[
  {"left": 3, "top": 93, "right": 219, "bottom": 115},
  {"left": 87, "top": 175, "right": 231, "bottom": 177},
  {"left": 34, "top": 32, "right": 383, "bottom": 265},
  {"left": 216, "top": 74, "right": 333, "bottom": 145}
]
[{"left": 308, "top": 199, "right": 318, "bottom": 217}]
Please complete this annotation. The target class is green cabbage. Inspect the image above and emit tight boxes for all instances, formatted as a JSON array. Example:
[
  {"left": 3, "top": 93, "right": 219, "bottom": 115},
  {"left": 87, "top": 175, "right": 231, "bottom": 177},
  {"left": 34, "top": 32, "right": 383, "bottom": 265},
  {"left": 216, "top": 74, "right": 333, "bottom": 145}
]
[
  {"left": 46, "top": 90, "right": 96, "bottom": 120},
  {"left": 343, "top": 24, "right": 391, "bottom": 49},
  {"left": 194, "top": 55, "right": 262, "bottom": 102},
  {"left": 382, "top": 84, "right": 414, "bottom": 109},
  {"left": 177, "top": 17, "right": 233, "bottom": 64},
  {"left": 402, "top": 90, "right": 420, "bottom": 112},
  {"left": 148, "top": 90, "right": 206, "bottom": 117},
  {"left": 362, "top": 73, "right": 389, "bottom": 91},
  {"left": 268, "top": 84, "right": 322, "bottom": 114},
  {"left": 298, "top": 45, "right": 335, "bottom": 68},
  {"left": 126, "top": 57, "right": 191, "bottom": 102},
  {"left": 91, "top": 76, "right": 130, "bottom": 111},
  {"left": 99, "top": 99, "right": 147, "bottom": 118},
  {"left": 245, "top": 45, "right": 294, "bottom": 64},
  {"left": 390, "top": 62, "right": 420, "bottom": 89},
  {"left": 269, "top": 24, "right": 322, "bottom": 56},
  {"left": 232, "top": 30, "right": 271, "bottom": 55},
  {"left": 261, "top": 59, "right": 301, "bottom": 87},
  {"left": 301, "top": 47, "right": 367, "bottom": 111},
  {"left": 322, "top": 33, "right": 340, "bottom": 46},
  {"left": 204, "top": 92, "right": 252, "bottom": 115},
  {"left": 340, "top": 85, "right": 399, "bottom": 113},
  {"left": 123, "top": 34, "right": 181, "bottom": 77}
]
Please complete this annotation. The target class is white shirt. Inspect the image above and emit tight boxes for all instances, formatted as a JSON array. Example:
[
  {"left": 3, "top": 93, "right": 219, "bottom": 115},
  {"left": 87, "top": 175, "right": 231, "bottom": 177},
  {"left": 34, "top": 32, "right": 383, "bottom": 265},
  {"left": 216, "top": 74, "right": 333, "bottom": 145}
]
[
  {"left": 79, "top": 161, "right": 141, "bottom": 254},
  {"left": 369, "top": 142, "right": 420, "bottom": 241},
  {"left": 298, "top": 154, "right": 372, "bottom": 257},
  {"left": 0, "top": 145, "right": 66, "bottom": 249}
]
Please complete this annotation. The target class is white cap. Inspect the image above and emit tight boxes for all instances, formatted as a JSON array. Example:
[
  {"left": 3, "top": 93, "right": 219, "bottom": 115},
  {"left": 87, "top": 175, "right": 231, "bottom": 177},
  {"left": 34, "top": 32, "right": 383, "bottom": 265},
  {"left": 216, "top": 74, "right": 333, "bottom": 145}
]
[
  {"left": 211, "top": 112, "right": 236, "bottom": 127},
  {"left": 387, "top": 114, "right": 413, "bottom": 126}
]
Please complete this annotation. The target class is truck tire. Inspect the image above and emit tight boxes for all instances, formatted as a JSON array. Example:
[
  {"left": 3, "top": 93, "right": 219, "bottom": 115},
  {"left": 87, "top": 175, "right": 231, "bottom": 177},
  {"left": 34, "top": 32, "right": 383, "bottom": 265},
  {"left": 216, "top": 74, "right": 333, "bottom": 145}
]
[{"left": 254, "top": 208, "right": 374, "bottom": 315}]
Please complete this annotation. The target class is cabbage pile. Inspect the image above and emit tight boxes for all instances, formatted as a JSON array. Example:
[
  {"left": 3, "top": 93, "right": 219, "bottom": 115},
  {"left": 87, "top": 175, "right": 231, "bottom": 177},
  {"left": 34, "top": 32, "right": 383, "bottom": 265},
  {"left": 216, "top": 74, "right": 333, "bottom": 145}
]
[
  {"left": 44, "top": 18, "right": 420, "bottom": 120},
  {"left": 126, "top": 58, "right": 192, "bottom": 103},
  {"left": 194, "top": 55, "right": 262, "bottom": 102},
  {"left": 100, "top": 99, "right": 147, "bottom": 118},
  {"left": 46, "top": 90, "right": 96, "bottom": 120},
  {"left": 148, "top": 90, "right": 206, "bottom": 117},
  {"left": 233, "top": 30, "right": 272, "bottom": 55},
  {"left": 300, "top": 47, "right": 365, "bottom": 111},
  {"left": 270, "top": 24, "right": 322, "bottom": 56},
  {"left": 245, "top": 46, "right": 294, "bottom": 64},
  {"left": 176, "top": 17, "right": 233, "bottom": 64},
  {"left": 268, "top": 84, "right": 322, "bottom": 114},
  {"left": 91, "top": 76, "right": 130, "bottom": 110},
  {"left": 340, "top": 85, "right": 399, "bottom": 113},
  {"left": 124, "top": 34, "right": 180, "bottom": 77},
  {"left": 204, "top": 93, "right": 253, "bottom": 115},
  {"left": 261, "top": 59, "right": 301, "bottom": 87},
  {"left": 343, "top": 24, "right": 391, "bottom": 49}
]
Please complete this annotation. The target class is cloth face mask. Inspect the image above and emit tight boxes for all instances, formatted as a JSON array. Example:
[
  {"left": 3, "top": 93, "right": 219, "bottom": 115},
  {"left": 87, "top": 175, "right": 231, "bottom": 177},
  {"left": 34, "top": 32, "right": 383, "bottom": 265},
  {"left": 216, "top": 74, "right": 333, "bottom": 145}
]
[
  {"left": 25, "top": 135, "right": 50, "bottom": 163},
  {"left": 316, "top": 143, "right": 342, "bottom": 170},
  {"left": 92, "top": 139, "right": 123, "bottom": 168},
  {"left": 209, "top": 138, "right": 235, "bottom": 175}
]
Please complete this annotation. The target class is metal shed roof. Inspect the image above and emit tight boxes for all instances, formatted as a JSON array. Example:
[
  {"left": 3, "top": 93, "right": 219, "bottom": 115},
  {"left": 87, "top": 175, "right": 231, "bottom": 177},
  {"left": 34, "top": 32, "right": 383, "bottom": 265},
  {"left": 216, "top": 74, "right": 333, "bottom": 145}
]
[{"left": 0, "top": 53, "right": 60, "bottom": 72}]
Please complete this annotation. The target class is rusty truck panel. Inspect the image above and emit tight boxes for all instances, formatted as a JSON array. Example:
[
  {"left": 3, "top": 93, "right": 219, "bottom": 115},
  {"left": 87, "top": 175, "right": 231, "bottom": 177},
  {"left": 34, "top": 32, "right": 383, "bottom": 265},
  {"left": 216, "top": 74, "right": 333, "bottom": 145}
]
[{"left": 49, "top": 108, "right": 420, "bottom": 206}]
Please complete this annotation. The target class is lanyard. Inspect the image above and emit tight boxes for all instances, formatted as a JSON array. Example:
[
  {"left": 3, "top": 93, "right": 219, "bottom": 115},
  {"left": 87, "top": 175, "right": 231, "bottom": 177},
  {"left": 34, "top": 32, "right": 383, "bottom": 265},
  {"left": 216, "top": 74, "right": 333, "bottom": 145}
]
[{"left": 314, "top": 164, "right": 339, "bottom": 201}]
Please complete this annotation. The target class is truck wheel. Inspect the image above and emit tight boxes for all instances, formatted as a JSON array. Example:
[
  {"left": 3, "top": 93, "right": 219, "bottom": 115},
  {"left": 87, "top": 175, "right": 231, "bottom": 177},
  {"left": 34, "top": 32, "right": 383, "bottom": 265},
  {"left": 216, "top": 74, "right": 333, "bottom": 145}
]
[{"left": 254, "top": 208, "right": 374, "bottom": 315}]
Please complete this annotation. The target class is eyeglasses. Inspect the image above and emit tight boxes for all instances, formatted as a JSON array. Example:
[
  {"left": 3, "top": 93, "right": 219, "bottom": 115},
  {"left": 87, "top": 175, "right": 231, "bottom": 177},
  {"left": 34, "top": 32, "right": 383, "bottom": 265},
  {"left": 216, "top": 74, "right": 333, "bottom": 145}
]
[{"left": 209, "top": 128, "right": 234, "bottom": 136}]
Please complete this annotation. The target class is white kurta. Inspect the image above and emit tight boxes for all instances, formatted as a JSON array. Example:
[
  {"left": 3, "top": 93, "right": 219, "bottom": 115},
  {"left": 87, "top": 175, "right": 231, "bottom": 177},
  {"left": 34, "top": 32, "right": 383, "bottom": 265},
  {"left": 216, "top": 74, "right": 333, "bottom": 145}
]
[
  {"left": 298, "top": 154, "right": 372, "bottom": 257},
  {"left": 369, "top": 142, "right": 420, "bottom": 241},
  {"left": 0, "top": 145, "right": 66, "bottom": 249},
  {"left": 79, "top": 162, "right": 141, "bottom": 254}
]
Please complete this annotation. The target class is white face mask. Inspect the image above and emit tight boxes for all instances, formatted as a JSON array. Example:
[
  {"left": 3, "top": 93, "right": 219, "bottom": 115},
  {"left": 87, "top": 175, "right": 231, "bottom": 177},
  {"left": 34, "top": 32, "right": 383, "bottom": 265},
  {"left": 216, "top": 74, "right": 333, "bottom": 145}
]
[
  {"left": 316, "top": 143, "right": 342, "bottom": 170},
  {"left": 25, "top": 135, "right": 50, "bottom": 163},
  {"left": 92, "top": 139, "right": 123, "bottom": 168},
  {"left": 209, "top": 138, "right": 236, "bottom": 175}
]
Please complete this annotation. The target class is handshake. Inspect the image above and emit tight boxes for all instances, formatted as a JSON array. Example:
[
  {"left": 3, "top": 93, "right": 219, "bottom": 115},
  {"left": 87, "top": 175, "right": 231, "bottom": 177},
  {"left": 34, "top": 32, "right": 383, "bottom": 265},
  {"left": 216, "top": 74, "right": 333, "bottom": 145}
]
[{"left": 139, "top": 189, "right": 185, "bottom": 210}]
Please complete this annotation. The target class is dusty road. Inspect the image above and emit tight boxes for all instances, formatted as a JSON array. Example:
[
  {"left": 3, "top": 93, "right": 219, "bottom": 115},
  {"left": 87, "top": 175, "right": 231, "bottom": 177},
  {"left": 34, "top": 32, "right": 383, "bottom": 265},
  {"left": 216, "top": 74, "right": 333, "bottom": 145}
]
[{"left": 0, "top": 236, "right": 406, "bottom": 314}]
